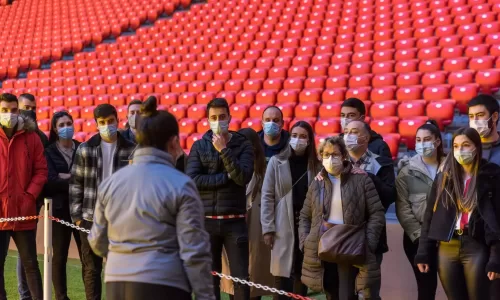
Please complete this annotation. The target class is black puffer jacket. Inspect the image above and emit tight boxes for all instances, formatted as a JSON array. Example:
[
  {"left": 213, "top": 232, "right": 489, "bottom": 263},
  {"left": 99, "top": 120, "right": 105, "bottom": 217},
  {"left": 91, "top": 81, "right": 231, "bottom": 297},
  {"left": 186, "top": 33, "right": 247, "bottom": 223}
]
[
  {"left": 186, "top": 130, "right": 254, "bottom": 216},
  {"left": 415, "top": 160, "right": 500, "bottom": 273},
  {"left": 44, "top": 140, "right": 81, "bottom": 217}
]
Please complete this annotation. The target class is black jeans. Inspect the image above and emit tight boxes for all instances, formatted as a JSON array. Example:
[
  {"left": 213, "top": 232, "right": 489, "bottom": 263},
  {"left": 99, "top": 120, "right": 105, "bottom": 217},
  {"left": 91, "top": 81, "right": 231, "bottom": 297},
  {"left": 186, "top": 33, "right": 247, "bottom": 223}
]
[
  {"left": 79, "top": 220, "right": 103, "bottom": 300},
  {"left": 0, "top": 230, "right": 42, "bottom": 300},
  {"left": 53, "top": 209, "right": 83, "bottom": 300},
  {"left": 273, "top": 236, "right": 308, "bottom": 300},
  {"left": 206, "top": 218, "right": 250, "bottom": 300},
  {"left": 106, "top": 282, "right": 191, "bottom": 300},
  {"left": 323, "top": 261, "right": 358, "bottom": 300},
  {"left": 438, "top": 235, "right": 490, "bottom": 300},
  {"left": 403, "top": 234, "right": 437, "bottom": 300}
]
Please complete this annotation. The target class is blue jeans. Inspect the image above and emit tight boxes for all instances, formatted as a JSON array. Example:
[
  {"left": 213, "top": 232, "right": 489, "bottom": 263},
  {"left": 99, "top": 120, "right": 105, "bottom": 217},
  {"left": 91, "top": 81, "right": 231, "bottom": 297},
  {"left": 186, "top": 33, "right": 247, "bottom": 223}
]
[
  {"left": 206, "top": 218, "right": 250, "bottom": 300},
  {"left": 17, "top": 255, "right": 31, "bottom": 300}
]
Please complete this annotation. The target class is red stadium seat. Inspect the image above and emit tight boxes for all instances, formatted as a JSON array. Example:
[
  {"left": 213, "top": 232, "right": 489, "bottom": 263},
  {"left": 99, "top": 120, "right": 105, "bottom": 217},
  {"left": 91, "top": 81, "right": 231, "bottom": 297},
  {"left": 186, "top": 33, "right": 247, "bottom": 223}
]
[
  {"left": 399, "top": 117, "right": 429, "bottom": 149},
  {"left": 398, "top": 101, "right": 427, "bottom": 118},
  {"left": 427, "top": 100, "right": 456, "bottom": 130},
  {"left": 370, "top": 118, "right": 399, "bottom": 134},
  {"left": 370, "top": 101, "right": 398, "bottom": 118},
  {"left": 315, "top": 118, "right": 341, "bottom": 135},
  {"left": 319, "top": 102, "right": 342, "bottom": 118}
]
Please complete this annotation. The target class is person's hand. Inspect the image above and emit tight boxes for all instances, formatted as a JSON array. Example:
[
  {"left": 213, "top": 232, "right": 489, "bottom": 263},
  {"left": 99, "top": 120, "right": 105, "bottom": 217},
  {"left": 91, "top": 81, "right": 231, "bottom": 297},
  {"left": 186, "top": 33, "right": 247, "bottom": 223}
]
[
  {"left": 315, "top": 172, "right": 324, "bottom": 181},
  {"left": 351, "top": 167, "right": 366, "bottom": 175},
  {"left": 75, "top": 220, "right": 82, "bottom": 227},
  {"left": 212, "top": 134, "right": 228, "bottom": 153},
  {"left": 58, "top": 173, "right": 71, "bottom": 180},
  {"left": 488, "top": 272, "right": 500, "bottom": 280},
  {"left": 264, "top": 232, "right": 275, "bottom": 249},
  {"left": 417, "top": 264, "right": 429, "bottom": 273}
]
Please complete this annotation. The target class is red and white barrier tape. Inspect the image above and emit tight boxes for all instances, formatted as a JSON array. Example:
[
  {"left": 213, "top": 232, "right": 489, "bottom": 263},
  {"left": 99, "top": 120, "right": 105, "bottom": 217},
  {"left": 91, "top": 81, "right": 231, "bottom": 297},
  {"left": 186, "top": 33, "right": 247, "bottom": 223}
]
[{"left": 0, "top": 216, "right": 314, "bottom": 299}]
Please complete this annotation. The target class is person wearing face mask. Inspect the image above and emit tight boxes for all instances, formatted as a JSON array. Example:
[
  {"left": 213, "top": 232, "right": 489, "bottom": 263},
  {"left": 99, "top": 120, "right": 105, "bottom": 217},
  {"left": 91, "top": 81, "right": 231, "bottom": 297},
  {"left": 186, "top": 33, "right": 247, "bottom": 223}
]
[
  {"left": 186, "top": 98, "right": 254, "bottom": 300},
  {"left": 44, "top": 111, "right": 83, "bottom": 300},
  {"left": 15, "top": 94, "right": 49, "bottom": 300},
  {"left": 119, "top": 99, "right": 142, "bottom": 144},
  {"left": 88, "top": 97, "right": 214, "bottom": 300},
  {"left": 342, "top": 121, "right": 396, "bottom": 299},
  {"left": 261, "top": 121, "right": 321, "bottom": 299},
  {"left": 69, "top": 103, "right": 135, "bottom": 300},
  {"left": 339, "top": 98, "right": 391, "bottom": 158},
  {"left": 395, "top": 120, "right": 445, "bottom": 300},
  {"left": 416, "top": 127, "right": 500, "bottom": 300},
  {"left": 259, "top": 106, "right": 290, "bottom": 163},
  {"left": 0, "top": 93, "right": 47, "bottom": 300},
  {"left": 299, "top": 136, "right": 385, "bottom": 300},
  {"left": 468, "top": 94, "right": 500, "bottom": 166}
]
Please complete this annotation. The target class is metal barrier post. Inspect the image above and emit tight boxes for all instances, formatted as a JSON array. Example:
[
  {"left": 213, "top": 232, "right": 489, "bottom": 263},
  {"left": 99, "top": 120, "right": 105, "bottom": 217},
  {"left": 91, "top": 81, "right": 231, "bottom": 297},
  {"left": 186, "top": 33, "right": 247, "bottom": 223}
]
[{"left": 43, "top": 198, "right": 52, "bottom": 300}]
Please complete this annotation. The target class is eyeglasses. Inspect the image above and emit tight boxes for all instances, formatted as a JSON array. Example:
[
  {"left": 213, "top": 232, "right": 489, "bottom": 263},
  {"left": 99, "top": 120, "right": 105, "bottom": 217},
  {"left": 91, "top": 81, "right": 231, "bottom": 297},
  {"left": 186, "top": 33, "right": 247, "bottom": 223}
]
[{"left": 321, "top": 153, "right": 343, "bottom": 160}]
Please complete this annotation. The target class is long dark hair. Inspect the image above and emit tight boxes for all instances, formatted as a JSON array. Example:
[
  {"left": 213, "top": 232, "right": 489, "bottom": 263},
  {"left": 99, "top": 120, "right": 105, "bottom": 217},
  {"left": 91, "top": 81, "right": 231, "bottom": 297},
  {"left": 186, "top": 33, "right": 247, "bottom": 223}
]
[
  {"left": 416, "top": 119, "right": 445, "bottom": 161},
  {"left": 48, "top": 111, "right": 74, "bottom": 145},
  {"left": 436, "top": 127, "right": 482, "bottom": 211},
  {"left": 239, "top": 128, "right": 266, "bottom": 199},
  {"left": 136, "top": 96, "right": 179, "bottom": 150},
  {"left": 278, "top": 121, "right": 321, "bottom": 173}
]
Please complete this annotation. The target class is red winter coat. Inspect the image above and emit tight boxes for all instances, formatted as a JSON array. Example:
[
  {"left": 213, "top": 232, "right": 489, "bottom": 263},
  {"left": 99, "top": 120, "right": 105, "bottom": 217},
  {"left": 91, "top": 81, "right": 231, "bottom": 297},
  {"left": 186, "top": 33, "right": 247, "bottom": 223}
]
[{"left": 0, "top": 117, "right": 47, "bottom": 231}]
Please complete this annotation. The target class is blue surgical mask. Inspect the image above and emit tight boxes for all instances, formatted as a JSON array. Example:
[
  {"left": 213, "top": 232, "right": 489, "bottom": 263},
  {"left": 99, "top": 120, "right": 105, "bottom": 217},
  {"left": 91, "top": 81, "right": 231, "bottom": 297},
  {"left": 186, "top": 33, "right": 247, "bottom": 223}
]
[
  {"left": 209, "top": 120, "right": 229, "bottom": 135},
  {"left": 415, "top": 142, "right": 435, "bottom": 157},
  {"left": 98, "top": 124, "right": 118, "bottom": 139},
  {"left": 58, "top": 126, "right": 74, "bottom": 140},
  {"left": 263, "top": 122, "right": 281, "bottom": 138}
]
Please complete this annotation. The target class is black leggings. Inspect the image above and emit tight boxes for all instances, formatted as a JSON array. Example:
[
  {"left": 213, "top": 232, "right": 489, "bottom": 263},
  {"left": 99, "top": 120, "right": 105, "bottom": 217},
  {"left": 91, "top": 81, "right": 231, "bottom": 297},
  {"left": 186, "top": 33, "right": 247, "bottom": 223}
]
[
  {"left": 403, "top": 234, "right": 437, "bottom": 300},
  {"left": 106, "top": 282, "right": 191, "bottom": 300},
  {"left": 438, "top": 236, "right": 490, "bottom": 300},
  {"left": 323, "top": 261, "right": 358, "bottom": 300}
]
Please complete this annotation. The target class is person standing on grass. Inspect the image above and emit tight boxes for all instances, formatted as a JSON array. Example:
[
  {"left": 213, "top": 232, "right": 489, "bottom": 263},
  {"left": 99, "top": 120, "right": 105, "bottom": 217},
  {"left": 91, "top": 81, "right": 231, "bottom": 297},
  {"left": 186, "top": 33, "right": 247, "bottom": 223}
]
[
  {"left": 89, "top": 97, "right": 214, "bottom": 300},
  {"left": 0, "top": 93, "right": 47, "bottom": 300},
  {"left": 44, "top": 111, "right": 83, "bottom": 300},
  {"left": 186, "top": 97, "right": 254, "bottom": 300},
  {"left": 8, "top": 93, "right": 49, "bottom": 300},
  {"left": 396, "top": 120, "right": 444, "bottom": 300},
  {"left": 69, "top": 104, "right": 135, "bottom": 300},
  {"left": 259, "top": 106, "right": 290, "bottom": 163}
]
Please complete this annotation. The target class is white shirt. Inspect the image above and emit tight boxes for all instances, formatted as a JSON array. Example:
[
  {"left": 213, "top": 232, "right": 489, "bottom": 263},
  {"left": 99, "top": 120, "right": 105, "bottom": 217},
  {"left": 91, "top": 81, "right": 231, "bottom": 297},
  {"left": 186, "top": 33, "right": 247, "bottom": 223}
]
[
  {"left": 101, "top": 140, "right": 117, "bottom": 181},
  {"left": 327, "top": 175, "right": 344, "bottom": 224}
]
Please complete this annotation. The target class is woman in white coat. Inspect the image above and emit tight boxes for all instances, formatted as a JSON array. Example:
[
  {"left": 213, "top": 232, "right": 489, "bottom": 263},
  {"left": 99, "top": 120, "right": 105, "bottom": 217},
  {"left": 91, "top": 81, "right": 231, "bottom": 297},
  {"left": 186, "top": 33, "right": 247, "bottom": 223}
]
[{"left": 261, "top": 121, "right": 321, "bottom": 299}]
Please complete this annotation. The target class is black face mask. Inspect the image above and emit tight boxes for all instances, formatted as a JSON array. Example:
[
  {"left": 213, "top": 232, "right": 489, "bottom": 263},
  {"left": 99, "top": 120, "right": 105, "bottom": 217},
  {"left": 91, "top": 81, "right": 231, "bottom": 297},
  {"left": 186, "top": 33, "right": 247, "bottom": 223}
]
[{"left": 20, "top": 109, "right": 37, "bottom": 121}]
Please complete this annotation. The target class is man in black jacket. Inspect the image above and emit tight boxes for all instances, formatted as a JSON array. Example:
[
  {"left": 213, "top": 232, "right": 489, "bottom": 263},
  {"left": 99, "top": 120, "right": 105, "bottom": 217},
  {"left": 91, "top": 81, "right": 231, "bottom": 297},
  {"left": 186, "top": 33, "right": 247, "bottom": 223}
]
[
  {"left": 340, "top": 98, "right": 392, "bottom": 158},
  {"left": 259, "top": 106, "right": 290, "bottom": 163},
  {"left": 119, "top": 99, "right": 142, "bottom": 144},
  {"left": 186, "top": 98, "right": 254, "bottom": 300},
  {"left": 344, "top": 121, "right": 397, "bottom": 300}
]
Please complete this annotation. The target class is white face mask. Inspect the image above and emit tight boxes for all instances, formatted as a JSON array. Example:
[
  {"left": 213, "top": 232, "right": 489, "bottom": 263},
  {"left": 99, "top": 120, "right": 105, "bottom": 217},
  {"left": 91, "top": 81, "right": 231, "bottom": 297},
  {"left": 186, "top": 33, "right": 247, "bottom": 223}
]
[
  {"left": 469, "top": 118, "right": 492, "bottom": 138},
  {"left": 322, "top": 157, "right": 344, "bottom": 175},
  {"left": 415, "top": 141, "right": 435, "bottom": 157},
  {"left": 209, "top": 120, "right": 229, "bottom": 135},
  {"left": 454, "top": 149, "right": 476, "bottom": 165},
  {"left": 340, "top": 117, "right": 351, "bottom": 130},
  {"left": 289, "top": 137, "right": 308, "bottom": 154},
  {"left": 0, "top": 113, "right": 18, "bottom": 129},
  {"left": 344, "top": 134, "right": 363, "bottom": 151}
]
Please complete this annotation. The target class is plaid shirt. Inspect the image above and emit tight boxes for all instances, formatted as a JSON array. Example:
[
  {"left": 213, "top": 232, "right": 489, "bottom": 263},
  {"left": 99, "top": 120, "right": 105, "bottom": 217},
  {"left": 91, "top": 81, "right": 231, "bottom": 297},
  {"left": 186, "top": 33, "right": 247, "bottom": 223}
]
[
  {"left": 69, "top": 133, "right": 135, "bottom": 223},
  {"left": 352, "top": 150, "right": 373, "bottom": 171}
]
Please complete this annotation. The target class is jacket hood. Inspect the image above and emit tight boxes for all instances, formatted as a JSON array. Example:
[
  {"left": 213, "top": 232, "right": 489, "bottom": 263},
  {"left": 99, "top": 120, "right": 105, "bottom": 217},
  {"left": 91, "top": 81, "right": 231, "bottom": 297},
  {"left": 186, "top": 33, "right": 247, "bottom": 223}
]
[
  {"left": 369, "top": 129, "right": 383, "bottom": 143},
  {"left": 132, "top": 147, "right": 175, "bottom": 167},
  {"left": 202, "top": 130, "right": 248, "bottom": 144}
]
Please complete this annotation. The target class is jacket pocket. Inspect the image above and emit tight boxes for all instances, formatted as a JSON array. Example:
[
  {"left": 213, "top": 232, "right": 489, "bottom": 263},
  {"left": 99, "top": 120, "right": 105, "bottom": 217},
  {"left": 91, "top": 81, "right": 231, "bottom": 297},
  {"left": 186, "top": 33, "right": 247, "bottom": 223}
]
[
  {"left": 409, "top": 193, "right": 427, "bottom": 224},
  {"left": 20, "top": 193, "right": 36, "bottom": 218}
]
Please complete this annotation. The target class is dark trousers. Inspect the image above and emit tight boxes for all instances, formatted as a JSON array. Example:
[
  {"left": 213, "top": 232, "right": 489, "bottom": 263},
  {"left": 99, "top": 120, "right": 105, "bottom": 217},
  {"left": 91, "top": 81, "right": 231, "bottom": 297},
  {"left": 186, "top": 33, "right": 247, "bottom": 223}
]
[
  {"left": 52, "top": 209, "right": 83, "bottom": 300},
  {"left": 106, "top": 281, "right": 191, "bottom": 300},
  {"left": 438, "top": 235, "right": 490, "bottom": 300},
  {"left": 403, "top": 234, "right": 438, "bottom": 300},
  {"left": 323, "top": 261, "right": 358, "bottom": 300},
  {"left": 206, "top": 218, "right": 250, "bottom": 300},
  {"left": 79, "top": 220, "right": 103, "bottom": 300},
  {"left": 273, "top": 240, "right": 308, "bottom": 300},
  {"left": 0, "top": 230, "right": 42, "bottom": 300}
]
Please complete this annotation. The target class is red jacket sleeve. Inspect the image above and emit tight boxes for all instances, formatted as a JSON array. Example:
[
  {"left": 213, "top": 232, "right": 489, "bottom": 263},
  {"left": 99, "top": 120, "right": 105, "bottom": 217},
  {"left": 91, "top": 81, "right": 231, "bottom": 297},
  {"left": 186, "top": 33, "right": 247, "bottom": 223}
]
[{"left": 26, "top": 134, "right": 48, "bottom": 198}]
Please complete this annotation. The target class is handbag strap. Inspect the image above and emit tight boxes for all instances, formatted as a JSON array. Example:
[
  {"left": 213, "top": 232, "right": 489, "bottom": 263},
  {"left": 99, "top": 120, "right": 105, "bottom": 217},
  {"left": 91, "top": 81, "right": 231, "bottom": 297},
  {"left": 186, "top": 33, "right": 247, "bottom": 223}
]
[{"left": 282, "top": 171, "right": 308, "bottom": 199}]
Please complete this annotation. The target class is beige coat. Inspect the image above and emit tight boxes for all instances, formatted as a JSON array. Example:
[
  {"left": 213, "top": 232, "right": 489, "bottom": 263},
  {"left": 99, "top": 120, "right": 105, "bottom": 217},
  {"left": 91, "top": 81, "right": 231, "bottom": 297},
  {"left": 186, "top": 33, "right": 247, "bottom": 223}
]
[
  {"left": 261, "top": 152, "right": 318, "bottom": 278},
  {"left": 220, "top": 175, "right": 275, "bottom": 296}
]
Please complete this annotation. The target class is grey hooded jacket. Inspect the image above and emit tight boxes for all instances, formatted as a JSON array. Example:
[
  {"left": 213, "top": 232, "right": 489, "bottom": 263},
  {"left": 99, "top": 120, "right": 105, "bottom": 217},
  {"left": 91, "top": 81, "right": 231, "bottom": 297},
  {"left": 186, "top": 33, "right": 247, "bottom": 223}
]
[
  {"left": 88, "top": 147, "right": 215, "bottom": 299},
  {"left": 395, "top": 155, "right": 437, "bottom": 242}
]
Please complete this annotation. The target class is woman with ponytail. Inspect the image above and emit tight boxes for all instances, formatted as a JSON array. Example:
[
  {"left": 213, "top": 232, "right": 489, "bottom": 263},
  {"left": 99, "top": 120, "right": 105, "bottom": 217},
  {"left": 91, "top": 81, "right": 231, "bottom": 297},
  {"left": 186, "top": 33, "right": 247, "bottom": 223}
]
[
  {"left": 395, "top": 120, "right": 444, "bottom": 300},
  {"left": 415, "top": 127, "right": 500, "bottom": 300},
  {"left": 88, "top": 97, "right": 215, "bottom": 300}
]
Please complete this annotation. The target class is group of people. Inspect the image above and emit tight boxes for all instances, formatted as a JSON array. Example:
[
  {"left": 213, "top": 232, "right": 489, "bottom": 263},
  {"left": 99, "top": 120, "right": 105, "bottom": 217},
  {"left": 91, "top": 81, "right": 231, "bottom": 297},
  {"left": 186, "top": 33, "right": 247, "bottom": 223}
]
[{"left": 0, "top": 90, "right": 499, "bottom": 300}]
